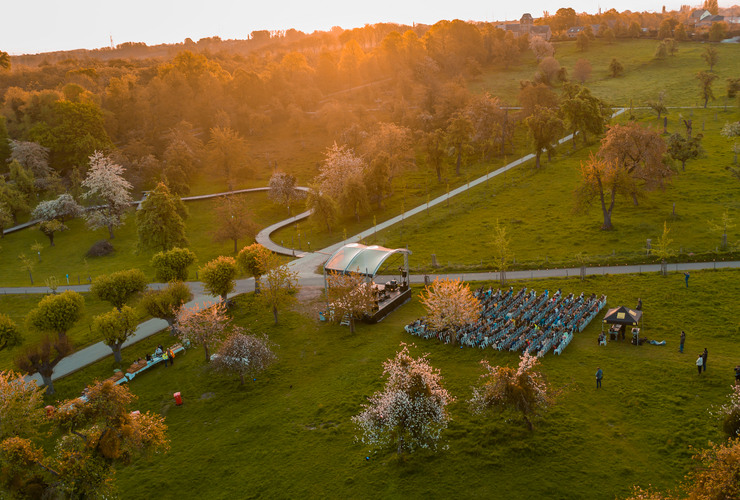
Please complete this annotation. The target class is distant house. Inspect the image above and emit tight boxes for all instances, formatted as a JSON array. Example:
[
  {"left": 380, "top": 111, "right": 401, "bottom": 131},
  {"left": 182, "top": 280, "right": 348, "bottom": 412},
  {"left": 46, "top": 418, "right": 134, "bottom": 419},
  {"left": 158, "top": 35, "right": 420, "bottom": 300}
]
[
  {"left": 497, "top": 13, "right": 552, "bottom": 41},
  {"left": 689, "top": 9, "right": 712, "bottom": 25},
  {"left": 566, "top": 25, "right": 599, "bottom": 38},
  {"left": 696, "top": 14, "right": 727, "bottom": 27}
]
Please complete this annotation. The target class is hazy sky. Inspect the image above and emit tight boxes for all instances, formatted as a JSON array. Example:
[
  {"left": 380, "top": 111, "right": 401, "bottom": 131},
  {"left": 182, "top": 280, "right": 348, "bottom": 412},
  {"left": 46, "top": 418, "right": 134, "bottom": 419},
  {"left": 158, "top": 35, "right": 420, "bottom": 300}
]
[{"left": 1, "top": 1, "right": 733, "bottom": 55}]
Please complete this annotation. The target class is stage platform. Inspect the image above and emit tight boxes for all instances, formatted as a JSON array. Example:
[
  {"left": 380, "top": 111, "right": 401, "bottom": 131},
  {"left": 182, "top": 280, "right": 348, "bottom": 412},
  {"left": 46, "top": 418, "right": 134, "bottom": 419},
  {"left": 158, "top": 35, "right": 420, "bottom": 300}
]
[{"left": 365, "top": 287, "right": 412, "bottom": 324}]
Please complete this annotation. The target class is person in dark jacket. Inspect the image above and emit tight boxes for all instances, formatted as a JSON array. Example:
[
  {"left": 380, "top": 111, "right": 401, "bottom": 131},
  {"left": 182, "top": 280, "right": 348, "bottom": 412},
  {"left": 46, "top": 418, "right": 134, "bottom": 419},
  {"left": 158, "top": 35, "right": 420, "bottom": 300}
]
[
  {"left": 702, "top": 348, "right": 708, "bottom": 373},
  {"left": 596, "top": 367, "right": 603, "bottom": 389}
]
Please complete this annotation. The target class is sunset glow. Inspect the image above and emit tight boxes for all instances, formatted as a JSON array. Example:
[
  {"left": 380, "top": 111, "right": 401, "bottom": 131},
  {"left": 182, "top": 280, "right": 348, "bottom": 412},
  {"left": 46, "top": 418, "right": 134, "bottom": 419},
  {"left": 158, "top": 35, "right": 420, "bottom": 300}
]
[{"left": 2, "top": 0, "right": 730, "bottom": 54}]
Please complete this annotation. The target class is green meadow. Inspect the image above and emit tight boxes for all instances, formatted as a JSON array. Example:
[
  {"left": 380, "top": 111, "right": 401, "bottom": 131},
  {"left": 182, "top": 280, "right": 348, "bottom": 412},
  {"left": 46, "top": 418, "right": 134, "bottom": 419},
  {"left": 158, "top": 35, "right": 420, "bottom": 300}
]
[{"left": 38, "top": 268, "right": 740, "bottom": 499}]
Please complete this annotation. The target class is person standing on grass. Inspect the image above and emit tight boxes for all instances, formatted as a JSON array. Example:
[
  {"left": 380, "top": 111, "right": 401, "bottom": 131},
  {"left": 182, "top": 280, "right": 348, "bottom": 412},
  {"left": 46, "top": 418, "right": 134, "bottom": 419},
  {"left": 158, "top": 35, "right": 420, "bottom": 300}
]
[
  {"left": 684, "top": 272, "right": 690, "bottom": 288},
  {"left": 167, "top": 347, "right": 175, "bottom": 366},
  {"left": 702, "top": 348, "right": 708, "bottom": 373},
  {"left": 596, "top": 367, "right": 603, "bottom": 389},
  {"left": 697, "top": 354, "right": 704, "bottom": 375},
  {"left": 679, "top": 330, "right": 686, "bottom": 353}
]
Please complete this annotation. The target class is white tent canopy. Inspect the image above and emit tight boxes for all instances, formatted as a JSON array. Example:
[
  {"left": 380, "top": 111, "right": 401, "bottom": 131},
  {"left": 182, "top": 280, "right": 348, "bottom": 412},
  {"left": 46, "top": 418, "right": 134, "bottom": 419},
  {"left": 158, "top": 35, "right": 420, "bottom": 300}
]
[{"left": 324, "top": 243, "right": 411, "bottom": 277}]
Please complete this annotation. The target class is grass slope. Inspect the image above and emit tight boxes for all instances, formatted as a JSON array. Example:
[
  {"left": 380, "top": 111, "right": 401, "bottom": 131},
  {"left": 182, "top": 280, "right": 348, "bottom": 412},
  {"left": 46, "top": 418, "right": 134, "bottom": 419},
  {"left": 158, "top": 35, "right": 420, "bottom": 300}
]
[
  {"left": 374, "top": 108, "right": 740, "bottom": 272},
  {"left": 43, "top": 269, "right": 740, "bottom": 499}
]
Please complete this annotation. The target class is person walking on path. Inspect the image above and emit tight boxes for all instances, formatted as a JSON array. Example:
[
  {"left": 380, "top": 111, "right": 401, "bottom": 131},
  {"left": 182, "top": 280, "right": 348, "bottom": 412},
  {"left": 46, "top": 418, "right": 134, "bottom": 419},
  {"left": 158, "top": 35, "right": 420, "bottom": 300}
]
[
  {"left": 697, "top": 354, "right": 704, "bottom": 375},
  {"left": 702, "top": 348, "right": 708, "bottom": 373},
  {"left": 679, "top": 331, "right": 686, "bottom": 353},
  {"left": 684, "top": 272, "right": 690, "bottom": 287},
  {"left": 596, "top": 367, "right": 603, "bottom": 389}
]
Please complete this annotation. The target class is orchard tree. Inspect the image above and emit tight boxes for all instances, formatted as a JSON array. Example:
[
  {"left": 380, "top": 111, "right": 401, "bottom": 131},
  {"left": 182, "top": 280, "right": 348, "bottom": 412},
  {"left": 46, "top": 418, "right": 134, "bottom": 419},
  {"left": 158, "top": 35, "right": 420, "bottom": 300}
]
[
  {"left": 445, "top": 112, "right": 474, "bottom": 176},
  {"left": 237, "top": 243, "right": 271, "bottom": 294},
  {"left": 315, "top": 143, "right": 365, "bottom": 200},
  {"left": 525, "top": 105, "right": 565, "bottom": 168},
  {"left": 306, "top": 185, "right": 338, "bottom": 234},
  {"left": 90, "top": 268, "right": 147, "bottom": 310},
  {"left": 0, "top": 203, "right": 11, "bottom": 238},
  {"left": 561, "top": 83, "right": 611, "bottom": 148},
  {"left": 419, "top": 278, "right": 480, "bottom": 344},
  {"left": 136, "top": 182, "right": 188, "bottom": 251},
  {"left": 697, "top": 71, "right": 718, "bottom": 108},
  {"left": 576, "top": 31, "right": 590, "bottom": 52},
  {"left": 212, "top": 195, "right": 258, "bottom": 254},
  {"left": 0, "top": 370, "right": 45, "bottom": 439},
  {"left": 26, "top": 290, "right": 85, "bottom": 341},
  {"left": 652, "top": 221, "right": 675, "bottom": 276},
  {"left": 82, "top": 152, "right": 133, "bottom": 239},
  {"left": 257, "top": 250, "right": 299, "bottom": 324},
  {"left": 326, "top": 271, "right": 376, "bottom": 334},
  {"left": 15, "top": 336, "right": 72, "bottom": 394},
  {"left": 9, "top": 141, "right": 52, "bottom": 185},
  {"left": 597, "top": 122, "right": 671, "bottom": 207},
  {"left": 140, "top": 281, "right": 192, "bottom": 335},
  {"left": 667, "top": 132, "right": 703, "bottom": 171},
  {"left": 576, "top": 153, "right": 633, "bottom": 230},
  {"left": 492, "top": 220, "right": 513, "bottom": 285},
  {"left": 38, "top": 219, "right": 67, "bottom": 247},
  {"left": 709, "top": 209, "right": 736, "bottom": 251},
  {"left": 31, "top": 193, "right": 83, "bottom": 223},
  {"left": 470, "top": 352, "right": 555, "bottom": 431},
  {"left": 0, "top": 380, "right": 169, "bottom": 498},
  {"left": 176, "top": 302, "right": 230, "bottom": 362},
  {"left": 609, "top": 58, "right": 624, "bottom": 78},
  {"left": 200, "top": 256, "right": 238, "bottom": 303},
  {"left": 572, "top": 58, "right": 592, "bottom": 83},
  {"left": 353, "top": 343, "right": 454, "bottom": 455},
  {"left": 715, "top": 384, "right": 740, "bottom": 438},
  {"left": 646, "top": 91, "right": 668, "bottom": 120},
  {"left": 529, "top": 36, "right": 554, "bottom": 61},
  {"left": 0, "top": 314, "right": 22, "bottom": 351},
  {"left": 151, "top": 247, "right": 197, "bottom": 282},
  {"left": 424, "top": 128, "right": 447, "bottom": 183},
  {"left": 211, "top": 329, "right": 277, "bottom": 385},
  {"left": 93, "top": 306, "right": 137, "bottom": 362},
  {"left": 206, "top": 126, "right": 249, "bottom": 190},
  {"left": 268, "top": 171, "right": 300, "bottom": 214}
]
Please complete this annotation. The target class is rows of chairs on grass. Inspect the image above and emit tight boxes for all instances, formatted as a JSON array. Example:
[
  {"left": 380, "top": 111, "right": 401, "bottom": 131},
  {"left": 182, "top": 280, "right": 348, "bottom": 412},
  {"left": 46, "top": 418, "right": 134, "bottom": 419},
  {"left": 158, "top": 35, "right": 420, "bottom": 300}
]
[{"left": 405, "top": 286, "right": 607, "bottom": 356}]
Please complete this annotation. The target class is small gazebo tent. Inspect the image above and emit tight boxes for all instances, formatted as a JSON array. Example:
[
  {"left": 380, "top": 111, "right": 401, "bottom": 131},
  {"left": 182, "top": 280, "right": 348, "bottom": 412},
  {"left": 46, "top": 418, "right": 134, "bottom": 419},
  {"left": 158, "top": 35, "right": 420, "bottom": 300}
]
[{"left": 602, "top": 306, "right": 643, "bottom": 341}]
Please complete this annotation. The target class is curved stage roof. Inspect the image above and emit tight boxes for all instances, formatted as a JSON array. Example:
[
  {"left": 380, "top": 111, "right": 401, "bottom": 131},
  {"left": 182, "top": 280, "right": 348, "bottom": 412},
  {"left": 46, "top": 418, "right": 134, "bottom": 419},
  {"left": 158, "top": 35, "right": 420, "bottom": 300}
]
[{"left": 324, "top": 243, "right": 411, "bottom": 277}]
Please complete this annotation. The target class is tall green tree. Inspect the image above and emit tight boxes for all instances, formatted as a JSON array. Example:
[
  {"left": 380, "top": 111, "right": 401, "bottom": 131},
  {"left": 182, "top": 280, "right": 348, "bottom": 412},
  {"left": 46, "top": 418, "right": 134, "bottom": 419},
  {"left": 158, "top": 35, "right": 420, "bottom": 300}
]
[
  {"left": 561, "top": 83, "right": 610, "bottom": 148},
  {"left": 525, "top": 106, "right": 565, "bottom": 168},
  {"left": 26, "top": 290, "right": 85, "bottom": 341},
  {"left": 237, "top": 243, "right": 271, "bottom": 295},
  {"left": 200, "top": 256, "right": 238, "bottom": 303},
  {"left": 667, "top": 133, "right": 703, "bottom": 171},
  {"left": 90, "top": 269, "right": 147, "bottom": 310},
  {"left": 136, "top": 182, "right": 188, "bottom": 252},
  {"left": 151, "top": 247, "right": 196, "bottom": 282},
  {"left": 93, "top": 306, "right": 138, "bottom": 362},
  {"left": 696, "top": 71, "right": 718, "bottom": 108}
]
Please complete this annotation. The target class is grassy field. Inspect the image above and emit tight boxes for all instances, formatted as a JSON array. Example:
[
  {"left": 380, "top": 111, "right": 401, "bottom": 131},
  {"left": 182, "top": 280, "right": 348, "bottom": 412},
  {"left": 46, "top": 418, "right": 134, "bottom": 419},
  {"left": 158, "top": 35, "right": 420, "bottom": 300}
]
[
  {"left": 372, "top": 107, "right": 740, "bottom": 272},
  {"left": 0, "top": 292, "right": 148, "bottom": 370},
  {"left": 38, "top": 268, "right": 740, "bottom": 499},
  {"left": 0, "top": 191, "right": 288, "bottom": 287}
]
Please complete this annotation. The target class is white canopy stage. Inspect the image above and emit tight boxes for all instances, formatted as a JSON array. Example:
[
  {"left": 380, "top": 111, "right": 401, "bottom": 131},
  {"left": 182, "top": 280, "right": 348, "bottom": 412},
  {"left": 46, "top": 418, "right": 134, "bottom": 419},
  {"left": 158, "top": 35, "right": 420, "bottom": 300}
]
[{"left": 323, "top": 243, "right": 412, "bottom": 323}]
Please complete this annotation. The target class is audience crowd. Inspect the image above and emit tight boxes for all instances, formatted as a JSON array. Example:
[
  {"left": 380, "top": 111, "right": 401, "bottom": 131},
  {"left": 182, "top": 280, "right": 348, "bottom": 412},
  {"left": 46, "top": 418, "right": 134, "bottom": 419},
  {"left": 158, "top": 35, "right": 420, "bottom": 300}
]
[{"left": 405, "top": 286, "right": 606, "bottom": 356}]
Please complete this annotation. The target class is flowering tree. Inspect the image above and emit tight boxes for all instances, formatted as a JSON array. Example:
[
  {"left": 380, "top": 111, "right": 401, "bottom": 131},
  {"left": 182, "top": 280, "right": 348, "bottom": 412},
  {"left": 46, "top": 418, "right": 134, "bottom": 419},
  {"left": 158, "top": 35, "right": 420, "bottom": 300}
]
[
  {"left": 316, "top": 143, "right": 365, "bottom": 199},
  {"left": 31, "top": 193, "right": 83, "bottom": 223},
  {"left": 140, "top": 281, "right": 192, "bottom": 336},
  {"left": 176, "top": 302, "right": 230, "bottom": 362},
  {"left": 0, "top": 380, "right": 169, "bottom": 498},
  {"left": 714, "top": 384, "right": 740, "bottom": 438},
  {"left": 470, "top": 352, "right": 555, "bottom": 431},
  {"left": 268, "top": 171, "right": 300, "bottom": 214},
  {"left": 211, "top": 329, "right": 277, "bottom": 385},
  {"left": 93, "top": 306, "right": 138, "bottom": 363},
  {"left": 326, "top": 271, "right": 376, "bottom": 334},
  {"left": 82, "top": 152, "right": 133, "bottom": 239},
  {"left": 529, "top": 36, "right": 554, "bottom": 61},
  {"left": 256, "top": 250, "right": 299, "bottom": 324},
  {"left": 353, "top": 343, "right": 454, "bottom": 455},
  {"left": 418, "top": 278, "right": 481, "bottom": 343},
  {"left": 0, "top": 370, "right": 45, "bottom": 439}
]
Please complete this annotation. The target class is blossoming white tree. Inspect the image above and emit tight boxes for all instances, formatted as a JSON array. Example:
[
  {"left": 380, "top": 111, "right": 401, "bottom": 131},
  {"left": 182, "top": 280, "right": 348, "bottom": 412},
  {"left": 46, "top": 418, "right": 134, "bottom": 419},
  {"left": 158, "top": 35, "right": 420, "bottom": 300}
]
[
  {"left": 353, "top": 343, "right": 454, "bottom": 455},
  {"left": 82, "top": 151, "right": 133, "bottom": 239},
  {"left": 175, "top": 302, "right": 230, "bottom": 362},
  {"left": 714, "top": 384, "right": 740, "bottom": 437},
  {"left": 418, "top": 278, "right": 481, "bottom": 344},
  {"left": 31, "top": 193, "right": 84, "bottom": 223},
  {"left": 326, "top": 271, "right": 376, "bottom": 334},
  {"left": 315, "top": 143, "right": 365, "bottom": 199},
  {"left": 470, "top": 352, "right": 555, "bottom": 431},
  {"left": 211, "top": 329, "right": 277, "bottom": 385}
]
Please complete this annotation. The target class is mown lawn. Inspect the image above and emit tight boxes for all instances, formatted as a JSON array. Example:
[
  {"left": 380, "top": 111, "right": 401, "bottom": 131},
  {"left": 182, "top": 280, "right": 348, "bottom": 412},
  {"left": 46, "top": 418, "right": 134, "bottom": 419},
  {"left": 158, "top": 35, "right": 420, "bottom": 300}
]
[
  {"left": 374, "top": 107, "right": 740, "bottom": 272},
  {"left": 0, "top": 191, "right": 287, "bottom": 287},
  {"left": 42, "top": 268, "right": 740, "bottom": 499},
  {"left": 0, "top": 292, "right": 148, "bottom": 370}
]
